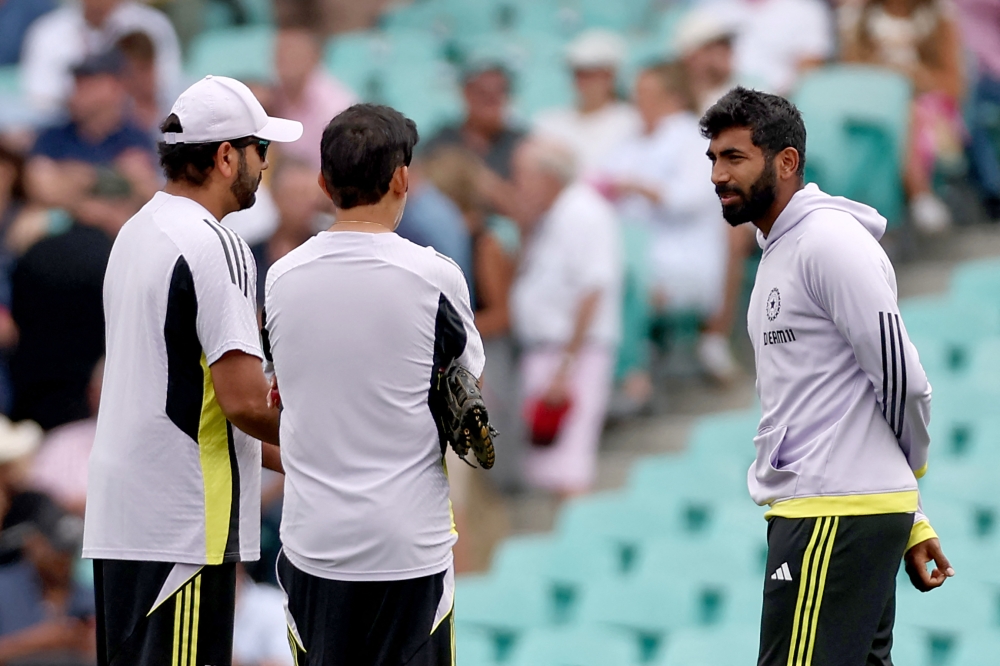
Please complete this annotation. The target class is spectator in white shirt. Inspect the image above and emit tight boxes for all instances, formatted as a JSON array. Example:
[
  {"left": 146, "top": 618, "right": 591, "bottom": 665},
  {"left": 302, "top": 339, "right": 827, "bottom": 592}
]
[
  {"left": 511, "top": 139, "right": 623, "bottom": 496},
  {"left": 20, "top": 0, "right": 182, "bottom": 116},
  {"left": 600, "top": 62, "right": 735, "bottom": 383},
  {"left": 533, "top": 30, "right": 642, "bottom": 176},
  {"left": 716, "top": 0, "right": 834, "bottom": 94}
]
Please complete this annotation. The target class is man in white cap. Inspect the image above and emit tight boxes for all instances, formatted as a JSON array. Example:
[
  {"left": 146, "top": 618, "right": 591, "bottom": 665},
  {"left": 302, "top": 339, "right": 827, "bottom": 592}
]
[
  {"left": 675, "top": 9, "right": 739, "bottom": 115},
  {"left": 82, "top": 75, "right": 302, "bottom": 666},
  {"left": 532, "top": 29, "right": 641, "bottom": 176}
]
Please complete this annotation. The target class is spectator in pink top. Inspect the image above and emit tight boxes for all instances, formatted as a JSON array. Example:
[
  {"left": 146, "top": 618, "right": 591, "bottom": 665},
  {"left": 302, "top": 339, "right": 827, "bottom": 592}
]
[
  {"left": 956, "top": 0, "right": 1000, "bottom": 218},
  {"left": 271, "top": 27, "right": 357, "bottom": 171}
]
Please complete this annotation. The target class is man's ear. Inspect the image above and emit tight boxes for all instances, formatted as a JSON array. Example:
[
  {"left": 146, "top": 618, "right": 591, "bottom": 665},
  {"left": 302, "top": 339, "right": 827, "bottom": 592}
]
[
  {"left": 777, "top": 147, "right": 800, "bottom": 181},
  {"left": 317, "top": 172, "right": 334, "bottom": 202},
  {"left": 216, "top": 142, "right": 237, "bottom": 180},
  {"left": 392, "top": 165, "right": 409, "bottom": 196}
]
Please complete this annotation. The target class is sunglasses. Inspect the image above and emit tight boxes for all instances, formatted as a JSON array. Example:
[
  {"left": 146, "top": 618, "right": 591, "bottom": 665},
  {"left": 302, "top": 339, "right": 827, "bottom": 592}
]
[{"left": 232, "top": 136, "right": 270, "bottom": 161}]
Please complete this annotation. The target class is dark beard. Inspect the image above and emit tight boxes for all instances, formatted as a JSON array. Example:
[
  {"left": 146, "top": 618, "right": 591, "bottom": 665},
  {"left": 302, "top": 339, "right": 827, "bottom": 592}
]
[
  {"left": 230, "top": 150, "right": 261, "bottom": 211},
  {"left": 717, "top": 160, "right": 777, "bottom": 227}
]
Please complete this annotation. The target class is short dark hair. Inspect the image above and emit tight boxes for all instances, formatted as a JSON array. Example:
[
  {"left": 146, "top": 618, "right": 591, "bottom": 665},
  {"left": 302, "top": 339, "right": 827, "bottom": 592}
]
[
  {"left": 157, "top": 114, "right": 256, "bottom": 186},
  {"left": 699, "top": 86, "right": 806, "bottom": 177},
  {"left": 157, "top": 114, "right": 222, "bottom": 185},
  {"left": 320, "top": 104, "right": 419, "bottom": 210}
]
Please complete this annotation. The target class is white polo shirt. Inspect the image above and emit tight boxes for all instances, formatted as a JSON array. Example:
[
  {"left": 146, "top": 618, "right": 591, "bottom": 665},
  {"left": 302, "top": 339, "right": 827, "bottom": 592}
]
[
  {"left": 512, "top": 182, "right": 623, "bottom": 348},
  {"left": 264, "top": 231, "right": 485, "bottom": 581},
  {"left": 84, "top": 191, "right": 263, "bottom": 565}
]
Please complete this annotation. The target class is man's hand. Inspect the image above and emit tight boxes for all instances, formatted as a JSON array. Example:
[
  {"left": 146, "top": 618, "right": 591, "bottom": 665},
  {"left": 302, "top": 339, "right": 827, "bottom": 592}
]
[
  {"left": 266, "top": 375, "right": 281, "bottom": 410},
  {"left": 904, "top": 538, "right": 954, "bottom": 592}
]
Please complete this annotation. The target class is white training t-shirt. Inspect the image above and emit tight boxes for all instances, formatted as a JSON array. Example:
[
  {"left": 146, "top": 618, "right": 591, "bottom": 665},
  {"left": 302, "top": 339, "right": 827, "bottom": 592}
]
[
  {"left": 512, "top": 182, "right": 623, "bottom": 348},
  {"left": 264, "top": 232, "right": 485, "bottom": 582},
  {"left": 84, "top": 192, "right": 263, "bottom": 565},
  {"left": 725, "top": 0, "right": 834, "bottom": 93}
]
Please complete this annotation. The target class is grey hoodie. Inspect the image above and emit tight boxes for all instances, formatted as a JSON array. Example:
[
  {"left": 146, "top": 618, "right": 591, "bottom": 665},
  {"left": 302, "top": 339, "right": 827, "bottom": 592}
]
[{"left": 747, "top": 184, "right": 934, "bottom": 548}]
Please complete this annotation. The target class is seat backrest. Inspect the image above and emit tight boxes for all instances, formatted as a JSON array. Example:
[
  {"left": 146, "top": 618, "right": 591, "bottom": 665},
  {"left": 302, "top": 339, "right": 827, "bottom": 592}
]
[
  {"left": 793, "top": 65, "right": 911, "bottom": 226},
  {"left": 186, "top": 26, "right": 275, "bottom": 81},
  {"left": 508, "top": 626, "right": 643, "bottom": 666}
]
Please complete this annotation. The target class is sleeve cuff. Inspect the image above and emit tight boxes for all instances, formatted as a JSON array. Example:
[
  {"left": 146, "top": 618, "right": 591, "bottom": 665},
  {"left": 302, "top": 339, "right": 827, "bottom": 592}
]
[
  {"left": 906, "top": 519, "right": 938, "bottom": 551},
  {"left": 914, "top": 463, "right": 928, "bottom": 480}
]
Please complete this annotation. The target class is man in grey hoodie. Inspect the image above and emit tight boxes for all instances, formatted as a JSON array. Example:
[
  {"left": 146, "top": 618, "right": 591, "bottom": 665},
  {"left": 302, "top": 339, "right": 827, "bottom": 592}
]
[{"left": 701, "top": 87, "right": 952, "bottom": 666}]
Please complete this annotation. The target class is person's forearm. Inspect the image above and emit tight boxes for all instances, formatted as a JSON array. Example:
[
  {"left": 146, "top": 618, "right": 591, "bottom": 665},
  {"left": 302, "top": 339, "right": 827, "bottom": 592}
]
[
  {"left": 0, "top": 620, "right": 91, "bottom": 662},
  {"left": 228, "top": 404, "right": 280, "bottom": 445},
  {"left": 262, "top": 441, "right": 283, "bottom": 474},
  {"left": 474, "top": 305, "right": 509, "bottom": 339},
  {"left": 562, "top": 291, "right": 601, "bottom": 365}
]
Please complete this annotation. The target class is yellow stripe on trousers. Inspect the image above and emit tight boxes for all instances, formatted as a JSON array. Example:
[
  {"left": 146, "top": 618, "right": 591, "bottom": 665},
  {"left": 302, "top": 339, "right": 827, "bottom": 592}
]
[
  {"left": 786, "top": 517, "right": 839, "bottom": 666},
  {"left": 172, "top": 589, "right": 183, "bottom": 666},
  {"left": 180, "top": 584, "right": 192, "bottom": 666},
  {"left": 189, "top": 575, "right": 201, "bottom": 666}
]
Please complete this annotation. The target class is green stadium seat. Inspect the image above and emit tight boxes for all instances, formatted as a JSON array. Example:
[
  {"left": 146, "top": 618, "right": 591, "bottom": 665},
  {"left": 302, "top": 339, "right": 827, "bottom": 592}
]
[
  {"left": 556, "top": 492, "right": 686, "bottom": 571},
  {"left": 575, "top": 0, "right": 650, "bottom": 32},
  {"left": 186, "top": 26, "right": 275, "bottom": 81},
  {"left": 455, "top": 573, "right": 554, "bottom": 636},
  {"left": 490, "top": 532, "right": 622, "bottom": 622},
  {"left": 950, "top": 630, "right": 1000, "bottom": 666},
  {"left": 635, "top": 533, "right": 768, "bottom": 595},
  {"left": 627, "top": 453, "right": 750, "bottom": 518},
  {"left": 926, "top": 414, "right": 1000, "bottom": 464},
  {"left": 950, "top": 258, "right": 1000, "bottom": 306},
  {"left": 456, "top": 625, "right": 499, "bottom": 665},
  {"left": 576, "top": 577, "right": 702, "bottom": 662},
  {"left": 686, "top": 409, "right": 760, "bottom": 468},
  {"left": 714, "top": 579, "right": 763, "bottom": 628},
  {"left": 654, "top": 626, "right": 760, "bottom": 666},
  {"left": 793, "top": 65, "right": 911, "bottom": 227},
  {"left": 324, "top": 30, "right": 389, "bottom": 95},
  {"left": 895, "top": 576, "right": 998, "bottom": 636},
  {"left": 890, "top": 625, "right": 935, "bottom": 666},
  {"left": 507, "top": 626, "right": 643, "bottom": 666},
  {"left": 900, "top": 296, "right": 1000, "bottom": 344}
]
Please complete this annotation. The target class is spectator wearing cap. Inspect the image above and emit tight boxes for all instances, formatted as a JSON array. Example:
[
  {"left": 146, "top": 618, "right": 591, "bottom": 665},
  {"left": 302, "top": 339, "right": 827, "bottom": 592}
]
[
  {"left": 676, "top": 9, "right": 739, "bottom": 114},
  {"left": 726, "top": 0, "right": 834, "bottom": 94},
  {"left": 25, "top": 48, "right": 160, "bottom": 238},
  {"left": 20, "top": 0, "right": 181, "bottom": 116},
  {"left": 0, "top": 490, "right": 93, "bottom": 663},
  {"left": 533, "top": 29, "right": 642, "bottom": 176},
  {"left": 272, "top": 26, "right": 358, "bottom": 172},
  {"left": 0, "top": 0, "right": 57, "bottom": 66},
  {"left": 600, "top": 62, "right": 734, "bottom": 387},
  {"left": 511, "top": 139, "right": 622, "bottom": 496}
]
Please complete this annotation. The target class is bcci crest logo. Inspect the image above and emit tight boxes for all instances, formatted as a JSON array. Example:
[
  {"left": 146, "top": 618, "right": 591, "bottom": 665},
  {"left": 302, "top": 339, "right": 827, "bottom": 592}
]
[{"left": 766, "top": 288, "right": 781, "bottom": 321}]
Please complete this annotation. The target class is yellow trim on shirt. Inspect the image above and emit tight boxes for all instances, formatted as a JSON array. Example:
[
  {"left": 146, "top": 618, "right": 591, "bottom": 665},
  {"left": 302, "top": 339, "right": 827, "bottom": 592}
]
[
  {"left": 906, "top": 519, "right": 938, "bottom": 551},
  {"left": 765, "top": 490, "right": 919, "bottom": 519},
  {"left": 198, "top": 353, "right": 233, "bottom": 564},
  {"left": 914, "top": 463, "right": 928, "bottom": 480}
]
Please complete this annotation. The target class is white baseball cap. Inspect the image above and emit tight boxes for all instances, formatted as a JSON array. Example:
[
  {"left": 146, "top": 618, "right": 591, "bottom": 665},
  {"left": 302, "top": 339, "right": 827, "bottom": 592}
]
[
  {"left": 674, "top": 10, "right": 736, "bottom": 57},
  {"left": 566, "top": 29, "right": 627, "bottom": 70},
  {"left": 0, "top": 416, "right": 42, "bottom": 465},
  {"left": 163, "top": 75, "right": 303, "bottom": 145}
]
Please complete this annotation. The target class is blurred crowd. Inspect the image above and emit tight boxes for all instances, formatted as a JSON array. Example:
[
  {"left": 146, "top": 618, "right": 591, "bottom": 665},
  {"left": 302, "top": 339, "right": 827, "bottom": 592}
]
[{"left": 0, "top": 0, "right": 998, "bottom": 662}]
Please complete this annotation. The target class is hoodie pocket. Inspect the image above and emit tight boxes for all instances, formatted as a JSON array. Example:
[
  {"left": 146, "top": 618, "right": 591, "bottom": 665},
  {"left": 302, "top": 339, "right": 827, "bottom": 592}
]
[{"left": 748, "top": 425, "right": 798, "bottom": 505}]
